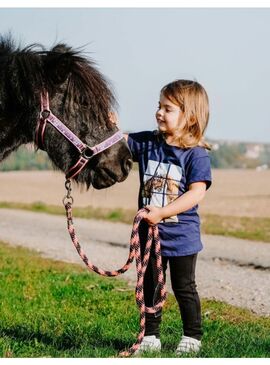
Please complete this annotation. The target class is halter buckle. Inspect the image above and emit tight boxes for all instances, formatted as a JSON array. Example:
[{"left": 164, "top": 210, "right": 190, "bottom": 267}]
[
  {"left": 41, "top": 109, "right": 51, "bottom": 120},
  {"left": 81, "top": 146, "right": 94, "bottom": 160}
]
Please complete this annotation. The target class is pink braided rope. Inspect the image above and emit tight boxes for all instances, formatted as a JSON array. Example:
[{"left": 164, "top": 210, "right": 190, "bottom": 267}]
[{"left": 64, "top": 204, "right": 167, "bottom": 357}]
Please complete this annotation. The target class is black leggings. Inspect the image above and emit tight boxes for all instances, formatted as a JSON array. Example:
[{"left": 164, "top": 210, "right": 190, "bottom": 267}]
[{"left": 144, "top": 253, "right": 203, "bottom": 340}]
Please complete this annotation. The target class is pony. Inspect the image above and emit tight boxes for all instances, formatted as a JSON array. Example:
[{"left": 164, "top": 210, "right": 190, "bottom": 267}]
[
  {"left": 0, "top": 34, "right": 132, "bottom": 189},
  {"left": 142, "top": 174, "right": 179, "bottom": 204}
]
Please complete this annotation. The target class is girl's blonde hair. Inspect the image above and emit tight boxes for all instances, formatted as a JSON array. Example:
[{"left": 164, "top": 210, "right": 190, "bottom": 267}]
[{"left": 160, "top": 79, "right": 211, "bottom": 150}]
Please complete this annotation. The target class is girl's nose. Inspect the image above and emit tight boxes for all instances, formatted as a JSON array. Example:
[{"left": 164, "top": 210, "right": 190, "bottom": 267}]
[{"left": 156, "top": 109, "right": 163, "bottom": 117}]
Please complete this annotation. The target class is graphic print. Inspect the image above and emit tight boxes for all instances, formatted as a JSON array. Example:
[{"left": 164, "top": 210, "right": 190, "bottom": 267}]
[{"left": 142, "top": 160, "right": 182, "bottom": 222}]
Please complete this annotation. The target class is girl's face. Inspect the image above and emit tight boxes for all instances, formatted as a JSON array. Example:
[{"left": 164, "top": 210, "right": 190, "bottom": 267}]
[{"left": 156, "top": 94, "right": 185, "bottom": 137}]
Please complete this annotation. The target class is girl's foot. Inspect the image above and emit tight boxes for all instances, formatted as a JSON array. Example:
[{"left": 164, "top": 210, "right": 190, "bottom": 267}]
[
  {"left": 134, "top": 335, "right": 161, "bottom": 356},
  {"left": 175, "top": 335, "right": 201, "bottom": 355}
]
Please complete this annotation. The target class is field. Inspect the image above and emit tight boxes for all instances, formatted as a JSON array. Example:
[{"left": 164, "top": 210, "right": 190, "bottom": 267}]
[
  {"left": 0, "top": 169, "right": 270, "bottom": 218},
  {"left": 0, "top": 171, "right": 270, "bottom": 357},
  {"left": 0, "top": 242, "right": 269, "bottom": 358}
]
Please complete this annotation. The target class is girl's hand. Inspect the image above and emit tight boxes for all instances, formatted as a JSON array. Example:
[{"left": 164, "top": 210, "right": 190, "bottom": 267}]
[
  {"left": 142, "top": 205, "right": 164, "bottom": 225},
  {"left": 108, "top": 111, "right": 119, "bottom": 125}
]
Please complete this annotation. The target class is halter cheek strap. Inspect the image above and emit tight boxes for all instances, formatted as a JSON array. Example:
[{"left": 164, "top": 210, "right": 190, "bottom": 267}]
[{"left": 35, "top": 92, "right": 124, "bottom": 179}]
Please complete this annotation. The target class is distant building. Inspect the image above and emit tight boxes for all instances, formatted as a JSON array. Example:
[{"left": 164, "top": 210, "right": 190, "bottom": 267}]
[
  {"left": 212, "top": 143, "right": 220, "bottom": 151},
  {"left": 245, "top": 144, "right": 263, "bottom": 159},
  {"left": 256, "top": 164, "right": 268, "bottom": 171}
]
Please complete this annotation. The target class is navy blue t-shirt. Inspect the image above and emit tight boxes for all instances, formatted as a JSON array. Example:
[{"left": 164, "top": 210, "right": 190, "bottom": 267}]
[{"left": 128, "top": 131, "right": 212, "bottom": 257}]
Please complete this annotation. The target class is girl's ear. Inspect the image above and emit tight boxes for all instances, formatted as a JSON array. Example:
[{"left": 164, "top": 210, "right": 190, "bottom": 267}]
[
  {"left": 188, "top": 115, "right": 197, "bottom": 127},
  {"left": 43, "top": 44, "right": 74, "bottom": 86}
]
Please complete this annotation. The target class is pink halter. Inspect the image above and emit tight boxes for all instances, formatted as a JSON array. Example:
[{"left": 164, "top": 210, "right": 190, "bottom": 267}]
[{"left": 35, "top": 92, "right": 124, "bottom": 179}]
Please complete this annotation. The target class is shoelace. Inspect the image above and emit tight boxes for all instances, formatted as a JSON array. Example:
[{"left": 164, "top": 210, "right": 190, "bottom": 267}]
[{"left": 64, "top": 203, "right": 167, "bottom": 357}]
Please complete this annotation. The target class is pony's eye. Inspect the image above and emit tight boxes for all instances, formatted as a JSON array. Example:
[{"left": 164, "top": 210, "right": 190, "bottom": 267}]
[
  {"left": 82, "top": 101, "right": 89, "bottom": 107},
  {"left": 78, "top": 96, "right": 88, "bottom": 107}
]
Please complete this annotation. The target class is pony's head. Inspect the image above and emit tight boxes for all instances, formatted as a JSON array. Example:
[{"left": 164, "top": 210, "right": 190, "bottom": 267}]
[{"left": 0, "top": 36, "right": 132, "bottom": 189}]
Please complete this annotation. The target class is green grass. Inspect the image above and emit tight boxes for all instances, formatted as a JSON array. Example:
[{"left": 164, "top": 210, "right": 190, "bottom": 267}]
[
  {"left": 201, "top": 214, "right": 270, "bottom": 243},
  {"left": 0, "top": 241, "right": 269, "bottom": 358},
  {"left": 1, "top": 201, "right": 270, "bottom": 243},
  {"left": 0, "top": 201, "right": 135, "bottom": 224}
]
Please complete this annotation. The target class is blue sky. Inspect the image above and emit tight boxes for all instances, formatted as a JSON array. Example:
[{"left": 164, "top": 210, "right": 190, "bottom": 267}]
[{"left": 0, "top": 8, "right": 269, "bottom": 143}]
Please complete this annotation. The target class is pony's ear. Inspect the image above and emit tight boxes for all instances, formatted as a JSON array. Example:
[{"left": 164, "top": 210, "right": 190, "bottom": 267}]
[{"left": 43, "top": 44, "right": 74, "bottom": 85}]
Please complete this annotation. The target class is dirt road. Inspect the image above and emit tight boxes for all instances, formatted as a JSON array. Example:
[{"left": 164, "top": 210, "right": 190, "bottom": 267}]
[{"left": 0, "top": 208, "right": 269, "bottom": 317}]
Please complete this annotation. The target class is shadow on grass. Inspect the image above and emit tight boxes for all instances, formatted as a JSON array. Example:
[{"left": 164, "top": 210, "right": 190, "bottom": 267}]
[{"left": 0, "top": 324, "right": 131, "bottom": 353}]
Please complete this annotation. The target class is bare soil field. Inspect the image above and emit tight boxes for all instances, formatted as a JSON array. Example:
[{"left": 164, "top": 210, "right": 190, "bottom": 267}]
[{"left": 0, "top": 169, "right": 270, "bottom": 217}]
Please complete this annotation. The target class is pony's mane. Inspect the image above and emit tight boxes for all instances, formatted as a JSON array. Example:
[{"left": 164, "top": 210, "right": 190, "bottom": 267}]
[
  {"left": 39, "top": 44, "right": 116, "bottom": 123},
  {"left": 0, "top": 35, "right": 116, "bottom": 124}
]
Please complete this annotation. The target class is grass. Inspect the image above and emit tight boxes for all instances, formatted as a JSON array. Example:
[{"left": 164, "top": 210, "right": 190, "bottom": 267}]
[
  {"left": 201, "top": 214, "right": 270, "bottom": 243},
  {"left": 1, "top": 201, "right": 270, "bottom": 243},
  {"left": 0, "top": 241, "right": 269, "bottom": 358},
  {"left": 0, "top": 201, "right": 135, "bottom": 224}
]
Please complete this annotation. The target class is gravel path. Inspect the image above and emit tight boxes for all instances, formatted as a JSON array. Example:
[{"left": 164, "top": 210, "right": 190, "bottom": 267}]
[{"left": 0, "top": 208, "right": 269, "bottom": 317}]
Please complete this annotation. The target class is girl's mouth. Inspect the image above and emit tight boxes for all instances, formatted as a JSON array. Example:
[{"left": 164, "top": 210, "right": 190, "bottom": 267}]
[{"left": 157, "top": 119, "right": 165, "bottom": 124}]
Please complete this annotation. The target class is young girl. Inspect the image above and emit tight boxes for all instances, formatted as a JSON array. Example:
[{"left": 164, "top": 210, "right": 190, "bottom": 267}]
[{"left": 113, "top": 79, "right": 212, "bottom": 355}]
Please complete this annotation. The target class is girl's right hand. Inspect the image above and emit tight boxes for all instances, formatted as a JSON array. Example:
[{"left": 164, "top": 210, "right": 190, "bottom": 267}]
[
  {"left": 108, "top": 111, "right": 119, "bottom": 125},
  {"left": 143, "top": 205, "right": 164, "bottom": 225}
]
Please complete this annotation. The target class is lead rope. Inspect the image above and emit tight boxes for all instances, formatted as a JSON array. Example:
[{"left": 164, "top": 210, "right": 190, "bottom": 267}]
[{"left": 63, "top": 180, "right": 167, "bottom": 357}]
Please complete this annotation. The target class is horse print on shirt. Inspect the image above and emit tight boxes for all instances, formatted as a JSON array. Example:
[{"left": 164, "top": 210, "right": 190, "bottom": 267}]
[{"left": 142, "top": 160, "right": 182, "bottom": 222}]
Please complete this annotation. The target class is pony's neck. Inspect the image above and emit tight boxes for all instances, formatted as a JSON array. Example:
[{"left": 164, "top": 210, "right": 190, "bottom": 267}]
[{"left": 0, "top": 117, "right": 31, "bottom": 162}]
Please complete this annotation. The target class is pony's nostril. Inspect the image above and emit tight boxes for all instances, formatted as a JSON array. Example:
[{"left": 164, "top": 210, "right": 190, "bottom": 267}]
[
  {"left": 125, "top": 158, "right": 133, "bottom": 173},
  {"left": 116, "top": 158, "right": 133, "bottom": 182}
]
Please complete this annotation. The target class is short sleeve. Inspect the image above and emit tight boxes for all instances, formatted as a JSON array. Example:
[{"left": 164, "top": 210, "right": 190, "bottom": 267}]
[
  {"left": 128, "top": 131, "right": 155, "bottom": 162},
  {"left": 185, "top": 150, "right": 212, "bottom": 190},
  {"left": 127, "top": 133, "right": 140, "bottom": 162}
]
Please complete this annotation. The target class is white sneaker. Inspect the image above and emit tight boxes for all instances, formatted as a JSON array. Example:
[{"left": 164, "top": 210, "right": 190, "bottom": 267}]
[
  {"left": 134, "top": 335, "right": 161, "bottom": 356},
  {"left": 175, "top": 335, "right": 201, "bottom": 355}
]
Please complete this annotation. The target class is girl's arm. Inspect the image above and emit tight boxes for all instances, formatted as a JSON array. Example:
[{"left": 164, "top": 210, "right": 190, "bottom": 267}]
[{"left": 143, "top": 181, "right": 207, "bottom": 225}]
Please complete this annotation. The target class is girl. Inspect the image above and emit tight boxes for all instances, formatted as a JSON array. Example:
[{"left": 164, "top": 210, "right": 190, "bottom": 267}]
[{"left": 113, "top": 79, "right": 212, "bottom": 355}]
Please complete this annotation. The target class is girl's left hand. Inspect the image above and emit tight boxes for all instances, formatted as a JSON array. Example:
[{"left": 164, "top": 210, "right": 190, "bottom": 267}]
[{"left": 142, "top": 205, "right": 164, "bottom": 225}]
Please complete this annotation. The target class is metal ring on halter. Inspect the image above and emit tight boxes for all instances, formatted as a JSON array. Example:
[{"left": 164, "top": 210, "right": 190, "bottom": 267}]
[
  {"left": 65, "top": 179, "right": 72, "bottom": 191},
  {"left": 62, "top": 196, "right": 74, "bottom": 206},
  {"left": 63, "top": 179, "right": 73, "bottom": 205},
  {"left": 41, "top": 110, "right": 51, "bottom": 119},
  {"left": 81, "top": 146, "right": 94, "bottom": 160}
]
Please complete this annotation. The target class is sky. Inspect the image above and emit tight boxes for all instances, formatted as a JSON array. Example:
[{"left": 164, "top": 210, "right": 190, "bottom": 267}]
[{"left": 0, "top": 7, "right": 270, "bottom": 143}]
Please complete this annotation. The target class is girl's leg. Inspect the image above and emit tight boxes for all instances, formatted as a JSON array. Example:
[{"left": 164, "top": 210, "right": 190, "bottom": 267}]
[
  {"left": 144, "top": 255, "right": 168, "bottom": 338},
  {"left": 169, "top": 254, "right": 203, "bottom": 340}
]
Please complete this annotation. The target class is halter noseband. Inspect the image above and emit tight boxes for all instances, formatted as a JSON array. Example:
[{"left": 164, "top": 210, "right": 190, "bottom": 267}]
[{"left": 35, "top": 92, "right": 124, "bottom": 180}]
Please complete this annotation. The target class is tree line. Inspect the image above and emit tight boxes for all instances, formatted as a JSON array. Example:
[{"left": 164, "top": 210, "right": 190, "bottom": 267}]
[{"left": 1, "top": 141, "right": 269, "bottom": 171}]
